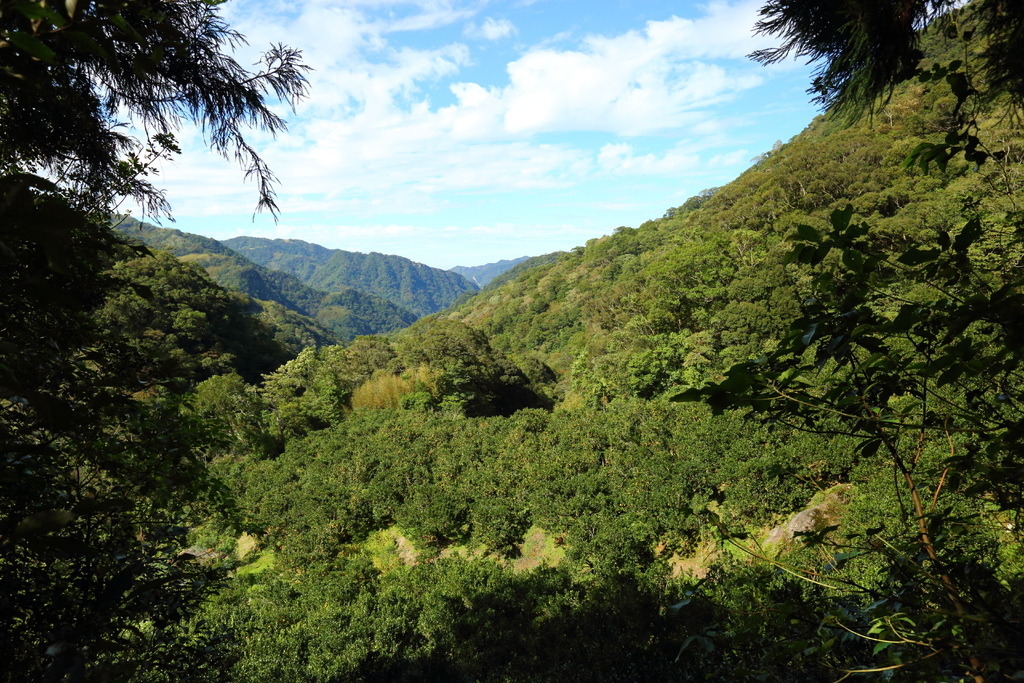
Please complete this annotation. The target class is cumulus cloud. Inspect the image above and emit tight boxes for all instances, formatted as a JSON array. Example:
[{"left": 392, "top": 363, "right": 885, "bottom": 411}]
[
  {"left": 142, "top": 0, "right": 809, "bottom": 230},
  {"left": 438, "top": 4, "right": 774, "bottom": 138}
]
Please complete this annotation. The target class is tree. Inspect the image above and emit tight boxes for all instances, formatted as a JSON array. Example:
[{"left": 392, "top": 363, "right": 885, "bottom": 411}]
[
  {"left": 751, "top": 0, "right": 1024, "bottom": 117},
  {"left": 0, "top": 176, "right": 235, "bottom": 682},
  {"left": 1, "top": 1, "right": 308, "bottom": 679},
  {"left": 677, "top": 4, "right": 1024, "bottom": 679},
  {"left": 0, "top": 0, "right": 309, "bottom": 216},
  {"left": 97, "top": 250, "right": 291, "bottom": 386}
]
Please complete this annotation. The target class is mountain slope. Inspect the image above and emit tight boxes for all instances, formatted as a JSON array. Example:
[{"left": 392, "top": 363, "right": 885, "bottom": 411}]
[
  {"left": 223, "top": 236, "right": 477, "bottom": 317},
  {"left": 115, "top": 221, "right": 418, "bottom": 341},
  {"left": 440, "top": 57, "right": 1023, "bottom": 402},
  {"left": 218, "top": 236, "right": 334, "bottom": 281},
  {"left": 450, "top": 256, "right": 530, "bottom": 287}
]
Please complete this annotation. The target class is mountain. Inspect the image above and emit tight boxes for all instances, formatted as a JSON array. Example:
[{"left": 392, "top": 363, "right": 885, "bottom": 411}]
[
  {"left": 223, "top": 236, "right": 478, "bottom": 317},
  {"left": 439, "top": 38, "right": 1018, "bottom": 402},
  {"left": 97, "top": 16, "right": 1024, "bottom": 682},
  {"left": 115, "top": 220, "right": 418, "bottom": 342},
  {"left": 477, "top": 252, "right": 565, "bottom": 292},
  {"left": 450, "top": 256, "right": 531, "bottom": 287},
  {"left": 217, "top": 236, "right": 334, "bottom": 281}
]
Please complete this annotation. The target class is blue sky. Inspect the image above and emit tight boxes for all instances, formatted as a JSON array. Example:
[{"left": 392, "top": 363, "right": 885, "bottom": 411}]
[{"left": 138, "top": 0, "right": 821, "bottom": 269}]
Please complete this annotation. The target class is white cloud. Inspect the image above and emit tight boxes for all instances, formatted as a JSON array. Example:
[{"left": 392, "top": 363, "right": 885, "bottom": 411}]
[
  {"left": 597, "top": 143, "right": 700, "bottom": 175},
  {"left": 464, "top": 17, "right": 517, "bottom": 41},
  {"left": 140, "top": 0, "right": 810, "bottom": 229},
  {"left": 438, "top": 6, "right": 772, "bottom": 138}
]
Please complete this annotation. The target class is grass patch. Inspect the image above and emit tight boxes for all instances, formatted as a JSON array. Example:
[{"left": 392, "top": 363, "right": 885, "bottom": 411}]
[
  {"left": 513, "top": 526, "right": 566, "bottom": 572},
  {"left": 235, "top": 549, "right": 275, "bottom": 576},
  {"left": 364, "top": 527, "right": 419, "bottom": 571}
]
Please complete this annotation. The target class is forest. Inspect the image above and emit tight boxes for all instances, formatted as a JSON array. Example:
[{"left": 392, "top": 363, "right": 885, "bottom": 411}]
[{"left": 2, "top": 0, "right": 1024, "bottom": 681}]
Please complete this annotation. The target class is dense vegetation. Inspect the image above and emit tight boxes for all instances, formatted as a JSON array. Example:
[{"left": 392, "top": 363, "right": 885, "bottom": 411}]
[
  {"left": 441, "top": 56, "right": 993, "bottom": 395},
  {"left": 4, "top": 0, "right": 1024, "bottom": 681},
  {"left": 118, "top": 220, "right": 418, "bottom": 341},
  {"left": 224, "top": 236, "right": 478, "bottom": 317},
  {"left": 0, "top": 0, "right": 310, "bottom": 678}
]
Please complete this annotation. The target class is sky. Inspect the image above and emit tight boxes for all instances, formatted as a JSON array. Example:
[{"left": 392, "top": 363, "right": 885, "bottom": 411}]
[{"left": 136, "top": 0, "right": 822, "bottom": 270}]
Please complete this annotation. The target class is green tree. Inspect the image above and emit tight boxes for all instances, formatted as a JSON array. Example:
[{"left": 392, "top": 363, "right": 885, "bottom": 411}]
[
  {"left": 396, "top": 319, "right": 544, "bottom": 416},
  {"left": 97, "top": 250, "right": 291, "bottom": 386},
  {"left": 0, "top": 177, "right": 233, "bottom": 681},
  {"left": 678, "top": 4, "right": 1024, "bottom": 679},
  {"left": 1, "top": 1, "right": 309, "bottom": 679}
]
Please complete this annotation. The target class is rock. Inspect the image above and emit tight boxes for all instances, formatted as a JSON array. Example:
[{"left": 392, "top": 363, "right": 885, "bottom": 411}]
[{"left": 765, "top": 485, "right": 851, "bottom": 548}]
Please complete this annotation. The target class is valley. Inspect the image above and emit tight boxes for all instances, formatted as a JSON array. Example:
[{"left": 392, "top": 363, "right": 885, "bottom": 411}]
[{"left": 3, "top": 1, "right": 1024, "bottom": 681}]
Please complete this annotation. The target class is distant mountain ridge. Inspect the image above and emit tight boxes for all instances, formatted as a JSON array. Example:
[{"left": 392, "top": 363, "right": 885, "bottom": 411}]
[
  {"left": 223, "top": 236, "right": 477, "bottom": 317},
  {"left": 450, "top": 256, "right": 531, "bottom": 287},
  {"left": 115, "top": 220, "right": 418, "bottom": 342}
]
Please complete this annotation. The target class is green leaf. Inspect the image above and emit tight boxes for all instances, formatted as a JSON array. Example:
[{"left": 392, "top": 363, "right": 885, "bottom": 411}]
[
  {"left": 897, "top": 247, "right": 940, "bottom": 266},
  {"left": 946, "top": 71, "right": 972, "bottom": 101},
  {"left": 841, "top": 248, "right": 864, "bottom": 272},
  {"left": 952, "top": 217, "right": 982, "bottom": 252},
  {"left": 15, "top": 510, "right": 77, "bottom": 537},
  {"left": 801, "top": 323, "right": 819, "bottom": 347},
  {"left": 6, "top": 31, "right": 58, "bottom": 63},
  {"left": 668, "top": 387, "right": 705, "bottom": 403},
  {"left": 830, "top": 205, "right": 854, "bottom": 232},
  {"left": 63, "top": 29, "right": 113, "bottom": 63},
  {"left": 109, "top": 14, "right": 144, "bottom": 42},
  {"left": 13, "top": 2, "right": 66, "bottom": 25},
  {"left": 903, "top": 142, "right": 934, "bottom": 169},
  {"left": 666, "top": 599, "right": 691, "bottom": 618},
  {"left": 796, "top": 224, "right": 821, "bottom": 243}
]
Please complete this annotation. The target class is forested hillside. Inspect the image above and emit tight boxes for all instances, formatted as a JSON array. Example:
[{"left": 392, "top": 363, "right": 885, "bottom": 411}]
[
  {"left": 174, "top": 13, "right": 1024, "bottom": 680},
  {"left": 224, "top": 236, "right": 478, "bottom": 317},
  {"left": 117, "top": 220, "right": 418, "bottom": 341},
  {"left": 5, "top": 1, "right": 1024, "bottom": 682},
  {"left": 441, "top": 39, "right": 1010, "bottom": 405}
]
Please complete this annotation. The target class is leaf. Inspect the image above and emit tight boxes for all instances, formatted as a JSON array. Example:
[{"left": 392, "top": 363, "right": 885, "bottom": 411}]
[
  {"left": 801, "top": 323, "right": 819, "bottom": 347},
  {"left": 63, "top": 29, "right": 113, "bottom": 63},
  {"left": 946, "top": 71, "right": 972, "bottom": 101},
  {"left": 953, "top": 217, "right": 982, "bottom": 252},
  {"left": 73, "top": 497, "right": 135, "bottom": 516},
  {"left": 903, "top": 142, "right": 933, "bottom": 169},
  {"left": 841, "top": 248, "right": 864, "bottom": 272},
  {"left": 666, "top": 599, "right": 691, "bottom": 618},
  {"left": 796, "top": 224, "right": 821, "bottom": 243},
  {"left": 830, "top": 205, "right": 854, "bottom": 232},
  {"left": 15, "top": 510, "right": 77, "bottom": 537},
  {"left": 6, "top": 31, "right": 58, "bottom": 63},
  {"left": 668, "top": 387, "right": 705, "bottom": 403},
  {"left": 897, "top": 247, "right": 941, "bottom": 266},
  {"left": 13, "top": 2, "right": 66, "bottom": 25},
  {"left": 110, "top": 14, "right": 145, "bottom": 42}
]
